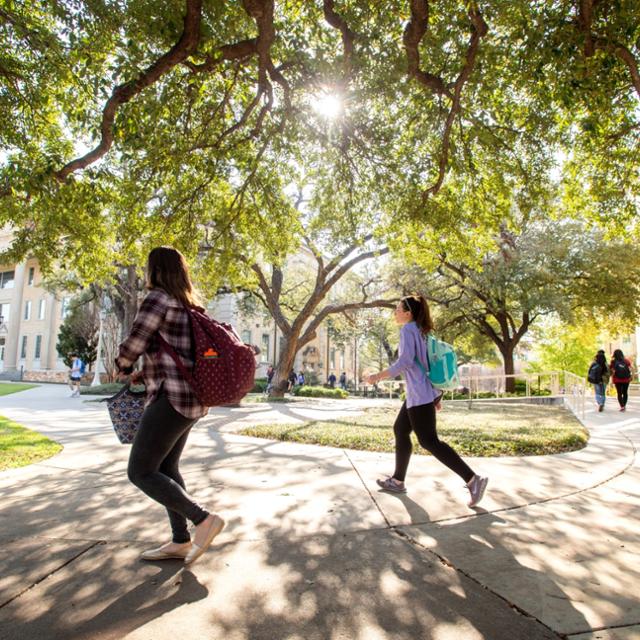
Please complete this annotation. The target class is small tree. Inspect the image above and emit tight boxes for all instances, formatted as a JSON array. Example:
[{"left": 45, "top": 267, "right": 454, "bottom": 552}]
[{"left": 56, "top": 292, "right": 99, "bottom": 368}]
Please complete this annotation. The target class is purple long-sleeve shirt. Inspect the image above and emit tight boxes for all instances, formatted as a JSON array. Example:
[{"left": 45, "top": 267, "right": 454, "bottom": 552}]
[{"left": 387, "top": 321, "right": 439, "bottom": 408}]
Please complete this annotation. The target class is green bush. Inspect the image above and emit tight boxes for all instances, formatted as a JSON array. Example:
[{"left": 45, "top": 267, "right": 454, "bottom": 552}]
[
  {"left": 252, "top": 377, "right": 268, "bottom": 393},
  {"left": 79, "top": 383, "right": 145, "bottom": 396},
  {"left": 293, "top": 385, "right": 348, "bottom": 399}
]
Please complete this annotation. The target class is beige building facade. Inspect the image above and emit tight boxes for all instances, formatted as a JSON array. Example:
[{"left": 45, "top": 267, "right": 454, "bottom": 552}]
[{"left": 0, "top": 230, "right": 70, "bottom": 377}]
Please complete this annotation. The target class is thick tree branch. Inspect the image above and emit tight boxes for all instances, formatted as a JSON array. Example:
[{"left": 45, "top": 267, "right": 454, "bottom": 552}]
[
  {"left": 323, "top": 0, "right": 357, "bottom": 76},
  {"left": 299, "top": 298, "right": 396, "bottom": 346},
  {"left": 55, "top": 0, "right": 203, "bottom": 181},
  {"left": 423, "top": 5, "right": 488, "bottom": 199}
]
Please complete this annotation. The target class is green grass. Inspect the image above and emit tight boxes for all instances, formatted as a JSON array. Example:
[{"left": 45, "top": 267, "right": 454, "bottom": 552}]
[
  {"left": 0, "top": 415, "right": 63, "bottom": 470},
  {"left": 239, "top": 402, "right": 589, "bottom": 457},
  {"left": 0, "top": 382, "right": 38, "bottom": 396}
]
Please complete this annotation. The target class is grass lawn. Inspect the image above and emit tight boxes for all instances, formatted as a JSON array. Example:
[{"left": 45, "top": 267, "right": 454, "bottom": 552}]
[
  {"left": 0, "top": 415, "right": 62, "bottom": 471},
  {"left": 239, "top": 401, "right": 589, "bottom": 457},
  {"left": 0, "top": 382, "right": 38, "bottom": 396}
]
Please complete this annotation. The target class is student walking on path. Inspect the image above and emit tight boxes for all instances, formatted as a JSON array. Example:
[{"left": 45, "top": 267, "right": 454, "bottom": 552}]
[
  {"left": 610, "top": 349, "right": 633, "bottom": 412},
  {"left": 365, "top": 295, "right": 488, "bottom": 507},
  {"left": 588, "top": 350, "right": 610, "bottom": 412},
  {"left": 116, "top": 247, "right": 224, "bottom": 565}
]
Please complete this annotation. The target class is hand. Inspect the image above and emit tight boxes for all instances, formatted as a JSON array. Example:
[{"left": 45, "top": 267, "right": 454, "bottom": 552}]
[
  {"left": 116, "top": 371, "right": 130, "bottom": 383},
  {"left": 130, "top": 371, "right": 144, "bottom": 385}
]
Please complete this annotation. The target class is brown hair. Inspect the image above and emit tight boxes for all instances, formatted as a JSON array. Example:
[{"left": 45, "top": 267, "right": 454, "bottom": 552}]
[
  {"left": 146, "top": 246, "right": 199, "bottom": 307},
  {"left": 401, "top": 295, "right": 433, "bottom": 336}
]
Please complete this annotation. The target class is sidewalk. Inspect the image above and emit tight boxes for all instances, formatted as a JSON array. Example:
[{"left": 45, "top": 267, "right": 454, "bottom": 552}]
[{"left": 0, "top": 384, "right": 638, "bottom": 639}]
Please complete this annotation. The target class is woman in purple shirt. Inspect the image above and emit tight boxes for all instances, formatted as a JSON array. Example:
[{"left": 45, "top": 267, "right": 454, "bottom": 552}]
[{"left": 365, "top": 295, "right": 488, "bottom": 507}]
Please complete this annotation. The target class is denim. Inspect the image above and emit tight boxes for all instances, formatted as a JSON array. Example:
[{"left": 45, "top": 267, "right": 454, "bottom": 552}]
[
  {"left": 594, "top": 383, "right": 606, "bottom": 407},
  {"left": 128, "top": 393, "right": 208, "bottom": 543},
  {"left": 392, "top": 401, "right": 474, "bottom": 483}
]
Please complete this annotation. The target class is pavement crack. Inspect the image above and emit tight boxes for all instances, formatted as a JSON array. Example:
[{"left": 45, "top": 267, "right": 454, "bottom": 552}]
[
  {"left": 0, "top": 540, "right": 106, "bottom": 610},
  {"left": 390, "top": 527, "right": 565, "bottom": 639},
  {"left": 342, "top": 449, "right": 391, "bottom": 528}
]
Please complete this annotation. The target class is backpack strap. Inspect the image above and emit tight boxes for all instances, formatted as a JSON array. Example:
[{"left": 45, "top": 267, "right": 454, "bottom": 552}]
[{"left": 155, "top": 332, "right": 196, "bottom": 386}]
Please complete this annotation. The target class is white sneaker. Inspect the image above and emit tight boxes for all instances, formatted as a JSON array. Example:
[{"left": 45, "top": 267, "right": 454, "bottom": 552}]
[{"left": 467, "top": 475, "right": 488, "bottom": 507}]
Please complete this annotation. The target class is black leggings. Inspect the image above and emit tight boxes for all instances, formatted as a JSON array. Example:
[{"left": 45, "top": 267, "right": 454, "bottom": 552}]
[
  {"left": 128, "top": 394, "right": 208, "bottom": 543},
  {"left": 615, "top": 382, "right": 630, "bottom": 408},
  {"left": 393, "top": 401, "right": 474, "bottom": 484}
]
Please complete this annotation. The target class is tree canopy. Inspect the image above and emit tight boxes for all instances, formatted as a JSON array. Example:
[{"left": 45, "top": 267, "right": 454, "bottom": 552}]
[{"left": 1, "top": 0, "right": 638, "bottom": 284}]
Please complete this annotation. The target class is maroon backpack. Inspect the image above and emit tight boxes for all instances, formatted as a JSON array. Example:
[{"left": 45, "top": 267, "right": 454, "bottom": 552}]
[{"left": 157, "top": 305, "right": 256, "bottom": 406}]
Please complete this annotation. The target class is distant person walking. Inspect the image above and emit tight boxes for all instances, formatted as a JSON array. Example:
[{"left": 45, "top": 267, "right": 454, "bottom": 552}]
[
  {"left": 365, "top": 295, "right": 488, "bottom": 507},
  {"left": 288, "top": 369, "right": 297, "bottom": 392},
  {"left": 610, "top": 349, "right": 633, "bottom": 412},
  {"left": 339, "top": 371, "right": 347, "bottom": 390},
  {"left": 297, "top": 371, "right": 305, "bottom": 386},
  {"left": 68, "top": 352, "right": 84, "bottom": 397},
  {"left": 327, "top": 372, "right": 336, "bottom": 388},
  {"left": 588, "top": 350, "right": 609, "bottom": 412},
  {"left": 116, "top": 246, "right": 225, "bottom": 565}
]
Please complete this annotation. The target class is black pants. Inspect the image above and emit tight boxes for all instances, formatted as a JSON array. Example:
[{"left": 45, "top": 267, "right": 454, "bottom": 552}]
[
  {"left": 128, "top": 394, "right": 208, "bottom": 543},
  {"left": 615, "top": 382, "right": 630, "bottom": 408},
  {"left": 393, "top": 401, "right": 474, "bottom": 483}
]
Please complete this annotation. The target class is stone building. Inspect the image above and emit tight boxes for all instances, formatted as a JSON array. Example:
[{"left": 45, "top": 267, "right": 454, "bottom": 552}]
[{"left": 0, "top": 228, "right": 71, "bottom": 380}]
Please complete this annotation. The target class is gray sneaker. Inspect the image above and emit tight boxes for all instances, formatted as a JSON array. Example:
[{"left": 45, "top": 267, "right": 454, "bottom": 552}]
[
  {"left": 467, "top": 475, "right": 488, "bottom": 507},
  {"left": 376, "top": 476, "right": 407, "bottom": 494}
]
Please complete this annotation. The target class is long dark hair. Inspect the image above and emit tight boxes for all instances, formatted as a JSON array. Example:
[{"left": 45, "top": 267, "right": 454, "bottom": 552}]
[
  {"left": 146, "top": 246, "right": 199, "bottom": 307},
  {"left": 595, "top": 350, "right": 608, "bottom": 371},
  {"left": 401, "top": 295, "right": 433, "bottom": 336},
  {"left": 612, "top": 349, "right": 625, "bottom": 362}
]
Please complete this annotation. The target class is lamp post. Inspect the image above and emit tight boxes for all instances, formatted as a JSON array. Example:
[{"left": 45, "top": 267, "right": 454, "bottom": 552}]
[{"left": 91, "top": 299, "right": 107, "bottom": 387}]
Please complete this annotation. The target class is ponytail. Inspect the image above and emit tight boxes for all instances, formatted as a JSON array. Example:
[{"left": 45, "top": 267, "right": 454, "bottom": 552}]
[{"left": 401, "top": 295, "right": 433, "bottom": 336}]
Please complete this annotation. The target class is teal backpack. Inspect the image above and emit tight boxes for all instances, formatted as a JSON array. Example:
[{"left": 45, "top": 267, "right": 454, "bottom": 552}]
[{"left": 414, "top": 334, "right": 460, "bottom": 390}]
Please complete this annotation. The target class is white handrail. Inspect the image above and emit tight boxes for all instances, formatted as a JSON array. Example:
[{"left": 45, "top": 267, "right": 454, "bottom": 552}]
[{"left": 365, "top": 370, "right": 588, "bottom": 419}]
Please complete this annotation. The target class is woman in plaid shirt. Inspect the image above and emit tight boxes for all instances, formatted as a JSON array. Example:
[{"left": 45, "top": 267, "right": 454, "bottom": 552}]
[{"left": 116, "top": 247, "right": 224, "bottom": 565}]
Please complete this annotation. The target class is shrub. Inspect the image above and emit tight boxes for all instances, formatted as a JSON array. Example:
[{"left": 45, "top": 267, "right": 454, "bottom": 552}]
[
  {"left": 252, "top": 377, "right": 268, "bottom": 393},
  {"left": 293, "top": 385, "right": 348, "bottom": 399},
  {"left": 79, "top": 383, "right": 145, "bottom": 396}
]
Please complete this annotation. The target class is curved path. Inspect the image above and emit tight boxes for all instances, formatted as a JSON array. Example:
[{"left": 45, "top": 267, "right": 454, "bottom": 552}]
[{"left": 0, "top": 385, "right": 637, "bottom": 640}]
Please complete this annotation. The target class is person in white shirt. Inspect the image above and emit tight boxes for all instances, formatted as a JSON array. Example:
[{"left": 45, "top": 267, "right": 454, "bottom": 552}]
[{"left": 68, "top": 352, "right": 84, "bottom": 397}]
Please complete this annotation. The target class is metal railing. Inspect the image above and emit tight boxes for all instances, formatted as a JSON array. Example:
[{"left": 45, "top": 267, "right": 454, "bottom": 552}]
[{"left": 366, "top": 370, "right": 588, "bottom": 419}]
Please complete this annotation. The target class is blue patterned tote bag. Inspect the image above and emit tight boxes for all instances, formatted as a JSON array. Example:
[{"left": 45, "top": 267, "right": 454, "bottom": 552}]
[{"left": 103, "top": 384, "right": 147, "bottom": 444}]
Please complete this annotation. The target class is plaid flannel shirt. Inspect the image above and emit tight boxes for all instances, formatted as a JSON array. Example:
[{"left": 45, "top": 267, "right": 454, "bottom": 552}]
[{"left": 116, "top": 288, "right": 208, "bottom": 419}]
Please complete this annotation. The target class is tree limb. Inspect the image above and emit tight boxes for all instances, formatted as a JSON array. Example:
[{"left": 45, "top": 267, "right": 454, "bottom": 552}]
[{"left": 55, "top": 0, "right": 203, "bottom": 182}]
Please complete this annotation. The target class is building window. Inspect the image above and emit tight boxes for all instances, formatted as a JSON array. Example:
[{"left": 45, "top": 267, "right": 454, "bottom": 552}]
[
  {"left": 61, "top": 297, "right": 70, "bottom": 319},
  {"left": 0, "top": 303, "right": 9, "bottom": 324},
  {"left": 241, "top": 329, "right": 252, "bottom": 344},
  {"left": 622, "top": 336, "right": 631, "bottom": 344},
  {"left": 24, "top": 300, "right": 31, "bottom": 321},
  {"left": 35, "top": 335, "right": 42, "bottom": 359},
  {"left": 20, "top": 336, "right": 27, "bottom": 359},
  {"left": 330, "top": 348, "right": 336, "bottom": 369},
  {"left": 0, "top": 270, "right": 14, "bottom": 289},
  {"left": 38, "top": 299, "right": 46, "bottom": 320},
  {"left": 28, "top": 267, "right": 35, "bottom": 286},
  {"left": 261, "top": 333, "right": 270, "bottom": 363},
  {"left": 339, "top": 351, "right": 345, "bottom": 370}
]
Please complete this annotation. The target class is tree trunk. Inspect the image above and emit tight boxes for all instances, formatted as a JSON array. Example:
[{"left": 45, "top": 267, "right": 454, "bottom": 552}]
[
  {"left": 270, "top": 332, "right": 300, "bottom": 397},
  {"left": 500, "top": 344, "right": 516, "bottom": 393}
]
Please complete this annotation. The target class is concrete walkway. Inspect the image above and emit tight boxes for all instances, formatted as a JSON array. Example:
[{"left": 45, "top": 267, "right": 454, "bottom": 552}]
[{"left": 0, "top": 385, "right": 637, "bottom": 639}]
